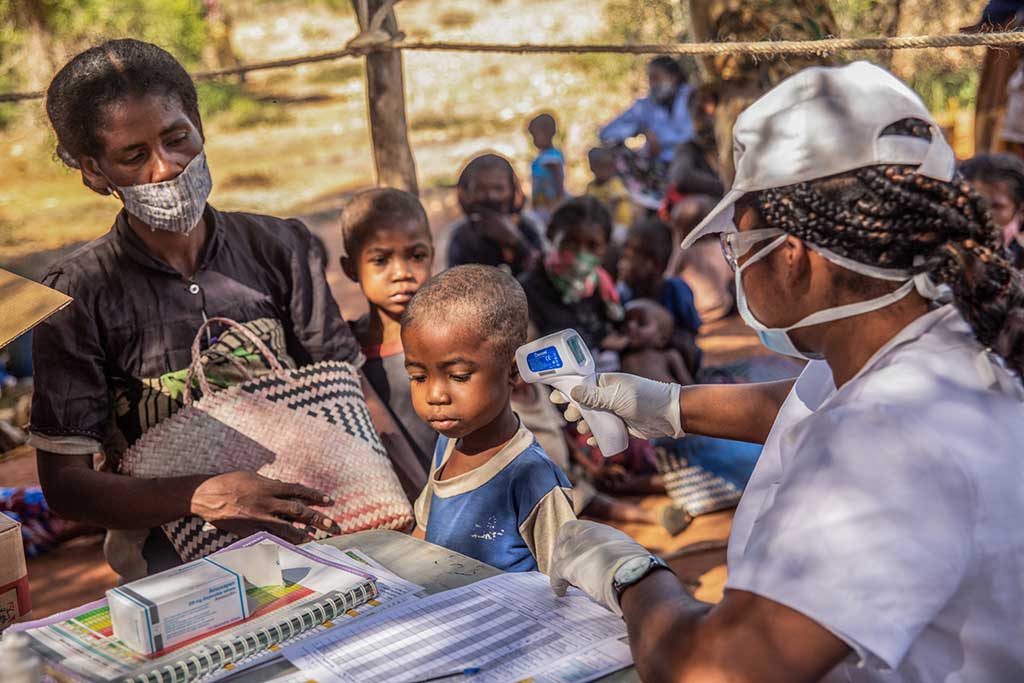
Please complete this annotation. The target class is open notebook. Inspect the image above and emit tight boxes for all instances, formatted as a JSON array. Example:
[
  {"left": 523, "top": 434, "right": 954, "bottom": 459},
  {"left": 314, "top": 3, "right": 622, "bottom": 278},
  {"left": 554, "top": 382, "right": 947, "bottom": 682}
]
[{"left": 12, "top": 533, "right": 378, "bottom": 683}]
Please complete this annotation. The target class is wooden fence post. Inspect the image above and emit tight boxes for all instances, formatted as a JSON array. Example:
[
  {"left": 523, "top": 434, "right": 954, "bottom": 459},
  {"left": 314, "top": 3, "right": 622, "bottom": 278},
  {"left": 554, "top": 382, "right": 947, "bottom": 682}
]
[{"left": 352, "top": 0, "right": 419, "bottom": 195}]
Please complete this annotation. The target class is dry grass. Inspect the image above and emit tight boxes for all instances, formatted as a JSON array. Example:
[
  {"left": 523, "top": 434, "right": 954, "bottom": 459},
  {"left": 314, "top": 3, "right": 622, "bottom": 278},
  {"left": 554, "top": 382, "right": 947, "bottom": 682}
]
[{"left": 0, "top": 0, "right": 631, "bottom": 266}]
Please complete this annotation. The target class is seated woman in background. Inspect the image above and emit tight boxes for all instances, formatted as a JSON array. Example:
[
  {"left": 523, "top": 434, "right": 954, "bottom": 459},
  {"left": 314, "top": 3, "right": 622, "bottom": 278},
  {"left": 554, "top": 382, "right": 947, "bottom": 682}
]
[
  {"left": 445, "top": 153, "right": 545, "bottom": 277},
  {"left": 519, "top": 196, "right": 626, "bottom": 370},
  {"left": 600, "top": 56, "right": 695, "bottom": 168}
]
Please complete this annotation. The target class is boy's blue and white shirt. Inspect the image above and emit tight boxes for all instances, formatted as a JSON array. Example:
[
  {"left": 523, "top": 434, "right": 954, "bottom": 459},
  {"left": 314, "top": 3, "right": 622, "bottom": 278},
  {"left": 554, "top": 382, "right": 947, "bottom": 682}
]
[{"left": 414, "top": 423, "right": 575, "bottom": 575}]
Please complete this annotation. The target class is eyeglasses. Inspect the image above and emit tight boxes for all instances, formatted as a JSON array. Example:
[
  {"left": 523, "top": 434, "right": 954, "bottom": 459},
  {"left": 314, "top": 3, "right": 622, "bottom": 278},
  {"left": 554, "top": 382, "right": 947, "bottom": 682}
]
[{"left": 719, "top": 228, "right": 785, "bottom": 271}]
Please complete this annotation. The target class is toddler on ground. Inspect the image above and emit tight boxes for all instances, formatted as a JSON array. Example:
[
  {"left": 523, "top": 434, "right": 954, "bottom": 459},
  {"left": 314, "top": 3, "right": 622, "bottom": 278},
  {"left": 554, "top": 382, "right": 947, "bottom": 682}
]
[
  {"left": 340, "top": 188, "right": 438, "bottom": 472},
  {"left": 620, "top": 299, "right": 693, "bottom": 386},
  {"left": 618, "top": 217, "right": 702, "bottom": 375},
  {"left": 405, "top": 265, "right": 575, "bottom": 574}
]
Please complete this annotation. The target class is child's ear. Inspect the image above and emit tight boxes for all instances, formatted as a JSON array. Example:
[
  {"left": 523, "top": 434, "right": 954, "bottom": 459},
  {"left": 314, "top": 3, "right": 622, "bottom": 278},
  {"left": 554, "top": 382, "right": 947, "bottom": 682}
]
[
  {"left": 341, "top": 255, "right": 358, "bottom": 283},
  {"left": 508, "top": 360, "right": 520, "bottom": 387}
]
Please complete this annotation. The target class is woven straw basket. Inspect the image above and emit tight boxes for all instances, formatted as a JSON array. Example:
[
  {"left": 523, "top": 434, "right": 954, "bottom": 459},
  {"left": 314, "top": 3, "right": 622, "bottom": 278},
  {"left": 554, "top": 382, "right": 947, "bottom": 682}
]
[{"left": 119, "top": 317, "right": 413, "bottom": 562}]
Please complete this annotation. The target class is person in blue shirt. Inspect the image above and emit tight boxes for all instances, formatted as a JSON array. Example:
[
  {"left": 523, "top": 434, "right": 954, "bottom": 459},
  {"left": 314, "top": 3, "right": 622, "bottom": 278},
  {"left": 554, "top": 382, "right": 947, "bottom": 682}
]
[
  {"left": 618, "top": 218, "right": 702, "bottom": 375},
  {"left": 527, "top": 113, "right": 566, "bottom": 223},
  {"left": 404, "top": 265, "right": 576, "bottom": 574},
  {"left": 599, "top": 56, "right": 695, "bottom": 166}
]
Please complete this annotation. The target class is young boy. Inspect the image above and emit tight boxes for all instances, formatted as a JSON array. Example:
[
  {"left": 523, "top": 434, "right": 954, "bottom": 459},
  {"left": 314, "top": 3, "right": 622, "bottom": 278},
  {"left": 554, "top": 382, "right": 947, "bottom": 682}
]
[
  {"left": 340, "top": 188, "right": 438, "bottom": 472},
  {"left": 617, "top": 218, "right": 702, "bottom": 375},
  {"left": 528, "top": 113, "right": 565, "bottom": 222},
  {"left": 403, "top": 265, "right": 575, "bottom": 574},
  {"left": 585, "top": 147, "right": 633, "bottom": 240}
]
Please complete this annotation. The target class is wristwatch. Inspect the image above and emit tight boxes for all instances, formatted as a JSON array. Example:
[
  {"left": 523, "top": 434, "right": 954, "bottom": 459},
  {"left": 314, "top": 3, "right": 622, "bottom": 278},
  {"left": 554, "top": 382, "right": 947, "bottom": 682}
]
[{"left": 612, "top": 554, "right": 671, "bottom": 602}]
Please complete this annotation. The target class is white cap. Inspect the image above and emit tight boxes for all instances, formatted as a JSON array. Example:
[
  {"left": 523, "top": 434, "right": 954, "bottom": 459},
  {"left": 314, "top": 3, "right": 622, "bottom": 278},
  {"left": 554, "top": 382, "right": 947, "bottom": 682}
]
[{"left": 681, "top": 61, "right": 956, "bottom": 249}]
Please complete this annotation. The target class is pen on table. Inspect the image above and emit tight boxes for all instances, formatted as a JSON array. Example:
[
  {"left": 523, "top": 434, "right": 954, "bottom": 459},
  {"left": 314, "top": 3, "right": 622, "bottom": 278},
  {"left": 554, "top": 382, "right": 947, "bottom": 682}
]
[{"left": 406, "top": 666, "right": 481, "bottom": 683}]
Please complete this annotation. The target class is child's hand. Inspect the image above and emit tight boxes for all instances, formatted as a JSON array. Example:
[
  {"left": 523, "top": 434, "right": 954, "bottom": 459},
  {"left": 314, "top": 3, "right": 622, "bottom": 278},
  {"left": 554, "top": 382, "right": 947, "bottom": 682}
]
[
  {"left": 595, "top": 463, "right": 630, "bottom": 491},
  {"left": 601, "top": 332, "right": 630, "bottom": 352},
  {"left": 471, "top": 209, "right": 521, "bottom": 249}
]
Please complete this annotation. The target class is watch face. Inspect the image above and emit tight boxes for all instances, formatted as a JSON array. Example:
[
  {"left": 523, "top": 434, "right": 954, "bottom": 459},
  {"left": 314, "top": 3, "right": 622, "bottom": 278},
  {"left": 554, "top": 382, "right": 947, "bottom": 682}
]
[{"left": 614, "top": 556, "right": 653, "bottom": 587}]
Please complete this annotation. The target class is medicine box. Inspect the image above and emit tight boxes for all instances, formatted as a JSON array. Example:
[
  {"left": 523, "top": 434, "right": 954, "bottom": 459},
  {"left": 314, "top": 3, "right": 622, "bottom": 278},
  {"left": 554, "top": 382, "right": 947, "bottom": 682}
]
[
  {"left": 107, "top": 557, "right": 250, "bottom": 655},
  {"left": 0, "top": 512, "right": 30, "bottom": 629}
]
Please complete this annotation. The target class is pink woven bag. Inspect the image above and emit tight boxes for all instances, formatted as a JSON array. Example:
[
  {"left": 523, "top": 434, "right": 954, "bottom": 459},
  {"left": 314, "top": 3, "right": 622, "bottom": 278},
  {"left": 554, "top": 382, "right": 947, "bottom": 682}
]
[{"left": 119, "top": 317, "right": 413, "bottom": 561}]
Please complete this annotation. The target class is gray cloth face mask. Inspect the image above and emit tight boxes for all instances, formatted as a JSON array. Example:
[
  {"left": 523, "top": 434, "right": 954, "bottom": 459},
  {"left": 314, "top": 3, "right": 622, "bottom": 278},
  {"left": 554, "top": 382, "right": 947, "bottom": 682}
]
[{"left": 112, "top": 149, "right": 213, "bottom": 234}]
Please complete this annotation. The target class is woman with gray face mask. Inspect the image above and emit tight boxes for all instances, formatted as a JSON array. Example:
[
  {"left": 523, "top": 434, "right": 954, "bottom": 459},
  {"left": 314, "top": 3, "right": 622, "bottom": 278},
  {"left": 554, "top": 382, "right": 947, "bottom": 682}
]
[{"left": 28, "top": 39, "right": 426, "bottom": 580}]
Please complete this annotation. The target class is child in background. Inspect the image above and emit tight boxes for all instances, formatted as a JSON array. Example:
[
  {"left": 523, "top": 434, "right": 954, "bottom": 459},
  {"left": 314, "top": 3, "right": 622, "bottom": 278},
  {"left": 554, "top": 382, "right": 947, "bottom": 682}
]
[
  {"left": 340, "top": 188, "right": 438, "bottom": 472},
  {"left": 960, "top": 153, "right": 1024, "bottom": 268},
  {"left": 620, "top": 299, "right": 693, "bottom": 386},
  {"left": 527, "top": 114, "right": 565, "bottom": 222},
  {"left": 405, "top": 265, "right": 575, "bottom": 574},
  {"left": 585, "top": 147, "right": 633, "bottom": 242},
  {"left": 519, "top": 196, "right": 627, "bottom": 368},
  {"left": 618, "top": 218, "right": 702, "bottom": 375},
  {"left": 446, "top": 153, "right": 545, "bottom": 277}
]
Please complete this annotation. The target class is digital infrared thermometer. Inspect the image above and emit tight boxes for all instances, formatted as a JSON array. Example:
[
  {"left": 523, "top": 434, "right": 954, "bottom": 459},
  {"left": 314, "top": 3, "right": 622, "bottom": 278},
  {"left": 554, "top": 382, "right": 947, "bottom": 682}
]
[{"left": 515, "top": 329, "right": 629, "bottom": 457}]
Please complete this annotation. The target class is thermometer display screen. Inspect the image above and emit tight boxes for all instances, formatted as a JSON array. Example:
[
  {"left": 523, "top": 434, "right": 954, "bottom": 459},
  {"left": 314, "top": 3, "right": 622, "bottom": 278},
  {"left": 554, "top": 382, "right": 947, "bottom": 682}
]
[
  {"left": 567, "top": 335, "right": 588, "bottom": 365},
  {"left": 526, "top": 345, "right": 563, "bottom": 372}
]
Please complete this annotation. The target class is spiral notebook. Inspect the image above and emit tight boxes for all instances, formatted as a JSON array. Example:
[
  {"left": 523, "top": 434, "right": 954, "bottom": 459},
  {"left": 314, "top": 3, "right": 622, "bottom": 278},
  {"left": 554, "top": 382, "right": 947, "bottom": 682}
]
[{"left": 12, "top": 533, "right": 379, "bottom": 683}]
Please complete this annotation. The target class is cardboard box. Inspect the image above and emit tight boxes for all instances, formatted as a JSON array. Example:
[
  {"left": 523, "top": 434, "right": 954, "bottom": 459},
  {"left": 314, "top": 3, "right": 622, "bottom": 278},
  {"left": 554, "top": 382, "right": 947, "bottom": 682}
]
[
  {"left": 0, "top": 269, "right": 72, "bottom": 631},
  {"left": 0, "top": 268, "right": 72, "bottom": 350},
  {"left": 107, "top": 557, "right": 251, "bottom": 655},
  {"left": 0, "top": 512, "right": 30, "bottom": 630}
]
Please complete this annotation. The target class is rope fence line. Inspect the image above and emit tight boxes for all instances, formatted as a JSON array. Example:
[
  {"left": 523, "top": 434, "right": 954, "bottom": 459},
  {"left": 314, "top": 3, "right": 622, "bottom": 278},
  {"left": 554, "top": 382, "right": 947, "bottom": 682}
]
[{"left": 3, "top": 30, "right": 1023, "bottom": 103}]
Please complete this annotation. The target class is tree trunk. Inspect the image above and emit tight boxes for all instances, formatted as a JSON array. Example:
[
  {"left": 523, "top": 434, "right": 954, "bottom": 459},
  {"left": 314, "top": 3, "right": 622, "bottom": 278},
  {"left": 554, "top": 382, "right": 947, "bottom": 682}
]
[
  {"left": 354, "top": 0, "right": 419, "bottom": 195},
  {"left": 687, "top": 0, "right": 839, "bottom": 185},
  {"left": 8, "top": 1, "right": 57, "bottom": 92},
  {"left": 863, "top": 0, "right": 903, "bottom": 68}
]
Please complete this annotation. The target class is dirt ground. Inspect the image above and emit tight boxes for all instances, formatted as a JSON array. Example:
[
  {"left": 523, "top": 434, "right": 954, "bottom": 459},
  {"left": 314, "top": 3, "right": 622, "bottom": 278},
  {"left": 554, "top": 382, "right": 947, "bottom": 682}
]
[{"left": 0, "top": 0, "right": 647, "bottom": 272}]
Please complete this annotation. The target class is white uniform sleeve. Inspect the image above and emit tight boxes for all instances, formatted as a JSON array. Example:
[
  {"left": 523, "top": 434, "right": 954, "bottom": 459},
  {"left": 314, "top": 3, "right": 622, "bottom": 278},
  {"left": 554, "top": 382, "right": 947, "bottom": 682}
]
[
  {"left": 519, "top": 486, "right": 577, "bottom": 576},
  {"left": 726, "top": 406, "right": 973, "bottom": 670}
]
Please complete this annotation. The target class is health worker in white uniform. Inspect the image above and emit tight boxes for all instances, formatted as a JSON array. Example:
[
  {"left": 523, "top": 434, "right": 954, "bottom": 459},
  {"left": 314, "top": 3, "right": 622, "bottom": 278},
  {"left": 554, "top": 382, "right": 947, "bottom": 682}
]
[{"left": 549, "top": 62, "right": 1024, "bottom": 683}]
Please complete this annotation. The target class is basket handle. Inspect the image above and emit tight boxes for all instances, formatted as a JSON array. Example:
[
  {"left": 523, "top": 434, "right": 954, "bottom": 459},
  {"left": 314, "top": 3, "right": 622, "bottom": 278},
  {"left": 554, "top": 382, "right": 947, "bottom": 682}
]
[{"left": 183, "top": 317, "right": 285, "bottom": 405}]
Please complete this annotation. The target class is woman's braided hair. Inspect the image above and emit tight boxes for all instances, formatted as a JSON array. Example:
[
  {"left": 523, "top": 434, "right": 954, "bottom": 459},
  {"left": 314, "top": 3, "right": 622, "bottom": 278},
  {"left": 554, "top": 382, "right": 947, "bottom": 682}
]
[{"left": 753, "top": 118, "right": 1024, "bottom": 377}]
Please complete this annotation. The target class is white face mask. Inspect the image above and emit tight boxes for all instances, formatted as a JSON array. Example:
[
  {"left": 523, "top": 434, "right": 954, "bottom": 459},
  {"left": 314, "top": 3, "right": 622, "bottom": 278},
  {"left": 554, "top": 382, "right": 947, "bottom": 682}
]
[
  {"left": 734, "top": 234, "right": 930, "bottom": 360},
  {"left": 111, "top": 149, "right": 212, "bottom": 234}
]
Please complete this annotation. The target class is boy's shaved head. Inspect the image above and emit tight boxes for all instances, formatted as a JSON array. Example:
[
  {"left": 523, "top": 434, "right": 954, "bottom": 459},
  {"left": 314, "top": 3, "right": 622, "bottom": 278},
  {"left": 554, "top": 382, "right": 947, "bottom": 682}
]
[
  {"left": 402, "top": 265, "right": 528, "bottom": 362},
  {"left": 340, "top": 187, "right": 430, "bottom": 258}
]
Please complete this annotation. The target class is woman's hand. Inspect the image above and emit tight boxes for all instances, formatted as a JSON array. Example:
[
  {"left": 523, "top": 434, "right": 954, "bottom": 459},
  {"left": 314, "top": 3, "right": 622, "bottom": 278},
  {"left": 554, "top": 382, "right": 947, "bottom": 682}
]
[
  {"left": 643, "top": 127, "right": 662, "bottom": 161},
  {"left": 551, "top": 372, "right": 685, "bottom": 441},
  {"left": 191, "top": 471, "right": 340, "bottom": 545}
]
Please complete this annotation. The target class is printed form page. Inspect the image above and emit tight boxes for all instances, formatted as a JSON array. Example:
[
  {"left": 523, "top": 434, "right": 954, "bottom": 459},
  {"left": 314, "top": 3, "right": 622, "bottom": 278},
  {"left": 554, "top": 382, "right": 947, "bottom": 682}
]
[{"left": 283, "top": 572, "right": 632, "bottom": 683}]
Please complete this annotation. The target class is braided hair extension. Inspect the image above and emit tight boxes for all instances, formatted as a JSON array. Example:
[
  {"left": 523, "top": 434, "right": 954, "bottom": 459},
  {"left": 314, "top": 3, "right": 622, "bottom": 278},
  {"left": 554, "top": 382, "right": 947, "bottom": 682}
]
[{"left": 753, "top": 118, "right": 1024, "bottom": 377}]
